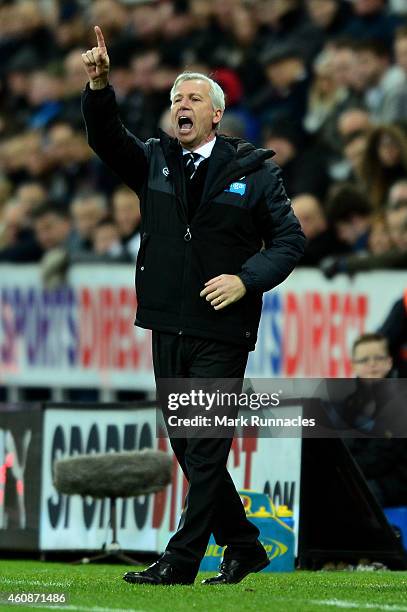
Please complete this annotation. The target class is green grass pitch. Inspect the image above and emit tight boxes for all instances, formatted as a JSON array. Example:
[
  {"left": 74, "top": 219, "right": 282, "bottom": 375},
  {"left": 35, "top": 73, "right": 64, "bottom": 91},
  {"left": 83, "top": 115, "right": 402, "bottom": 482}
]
[{"left": 0, "top": 561, "right": 407, "bottom": 612}]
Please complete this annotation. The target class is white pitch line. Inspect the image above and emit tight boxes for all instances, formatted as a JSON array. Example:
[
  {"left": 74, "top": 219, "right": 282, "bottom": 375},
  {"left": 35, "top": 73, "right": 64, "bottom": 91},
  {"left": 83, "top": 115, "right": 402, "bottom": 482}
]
[
  {"left": 0, "top": 605, "right": 145, "bottom": 612},
  {"left": 309, "top": 599, "right": 407, "bottom": 611},
  {"left": 2, "top": 579, "right": 73, "bottom": 588}
]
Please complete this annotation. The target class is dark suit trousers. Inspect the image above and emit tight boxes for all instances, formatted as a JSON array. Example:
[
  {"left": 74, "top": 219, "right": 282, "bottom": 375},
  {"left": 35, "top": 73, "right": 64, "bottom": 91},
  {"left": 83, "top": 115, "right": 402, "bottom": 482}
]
[{"left": 152, "top": 330, "right": 260, "bottom": 575}]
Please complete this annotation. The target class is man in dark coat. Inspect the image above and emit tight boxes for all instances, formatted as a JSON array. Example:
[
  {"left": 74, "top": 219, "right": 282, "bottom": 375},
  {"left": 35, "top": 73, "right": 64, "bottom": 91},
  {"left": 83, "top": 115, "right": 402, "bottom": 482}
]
[{"left": 81, "top": 26, "right": 305, "bottom": 587}]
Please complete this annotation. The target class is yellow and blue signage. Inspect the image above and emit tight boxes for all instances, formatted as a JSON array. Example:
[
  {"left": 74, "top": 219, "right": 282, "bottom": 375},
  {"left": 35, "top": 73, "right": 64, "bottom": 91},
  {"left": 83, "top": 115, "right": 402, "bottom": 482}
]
[{"left": 200, "top": 490, "right": 295, "bottom": 573}]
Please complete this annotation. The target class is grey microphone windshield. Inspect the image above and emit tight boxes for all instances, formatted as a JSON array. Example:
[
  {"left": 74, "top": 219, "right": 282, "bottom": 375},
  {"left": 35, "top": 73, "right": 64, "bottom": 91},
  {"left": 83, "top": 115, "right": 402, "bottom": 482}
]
[{"left": 53, "top": 449, "right": 172, "bottom": 498}]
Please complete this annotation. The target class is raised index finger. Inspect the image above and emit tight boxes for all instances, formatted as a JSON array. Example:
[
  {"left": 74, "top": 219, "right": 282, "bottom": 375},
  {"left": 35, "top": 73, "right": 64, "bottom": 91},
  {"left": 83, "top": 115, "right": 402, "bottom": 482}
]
[{"left": 94, "top": 25, "right": 106, "bottom": 50}]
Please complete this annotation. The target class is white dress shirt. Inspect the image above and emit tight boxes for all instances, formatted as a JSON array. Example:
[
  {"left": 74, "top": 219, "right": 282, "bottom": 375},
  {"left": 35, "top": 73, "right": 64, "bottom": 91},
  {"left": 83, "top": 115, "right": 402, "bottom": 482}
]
[{"left": 182, "top": 137, "right": 216, "bottom": 174}]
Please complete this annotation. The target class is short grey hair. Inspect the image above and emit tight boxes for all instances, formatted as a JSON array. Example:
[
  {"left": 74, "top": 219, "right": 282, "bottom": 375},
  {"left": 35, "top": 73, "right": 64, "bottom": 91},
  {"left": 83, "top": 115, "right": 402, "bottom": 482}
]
[{"left": 170, "top": 72, "right": 225, "bottom": 112}]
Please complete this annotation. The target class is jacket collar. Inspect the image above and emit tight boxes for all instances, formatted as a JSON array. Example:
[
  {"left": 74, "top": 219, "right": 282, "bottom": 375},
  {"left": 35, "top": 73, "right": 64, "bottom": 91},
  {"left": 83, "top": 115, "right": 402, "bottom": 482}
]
[
  {"left": 158, "top": 130, "right": 275, "bottom": 202},
  {"left": 203, "top": 135, "right": 275, "bottom": 201}
]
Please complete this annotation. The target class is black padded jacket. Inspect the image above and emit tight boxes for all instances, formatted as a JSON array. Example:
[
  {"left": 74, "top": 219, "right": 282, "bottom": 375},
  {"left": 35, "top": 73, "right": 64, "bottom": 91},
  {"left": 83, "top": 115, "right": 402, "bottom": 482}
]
[{"left": 82, "top": 84, "right": 306, "bottom": 349}]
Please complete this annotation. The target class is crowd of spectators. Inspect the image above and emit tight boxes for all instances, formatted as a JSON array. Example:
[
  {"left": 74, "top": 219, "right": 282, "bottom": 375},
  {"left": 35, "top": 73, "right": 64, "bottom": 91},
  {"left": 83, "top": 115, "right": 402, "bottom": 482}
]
[{"left": 1, "top": 0, "right": 407, "bottom": 277}]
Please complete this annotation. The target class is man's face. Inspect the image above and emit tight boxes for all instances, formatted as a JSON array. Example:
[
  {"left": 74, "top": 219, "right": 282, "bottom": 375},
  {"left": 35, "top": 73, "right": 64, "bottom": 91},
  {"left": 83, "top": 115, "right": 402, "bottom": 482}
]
[
  {"left": 395, "top": 36, "right": 407, "bottom": 74},
  {"left": 113, "top": 191, "right": 141, "bottom": 237},
  {"left": 3, "top": 202, "right": 26, "bottom": 244},
  {"left": 338, "top": 110, "right": 371, "bottom": 139},
  {"left": 352, "top": 340, "right": 392, "bottom": 379},
  {"left": 93, "top": 223, "right": 120, "bottom": 255},
  {"left": 353, "top": 0, "right": 383, "bottom": 16},
  {"left": 386, "top": 207, "right": 407, "bottom": 250},
  {"left": 72, "top": 199, "right": 105, "bottom": 240},
  {"left": 378, "top": 132, "right": 402, "bottom": 167},
  {"left": 292, "top": 195, "right": 326, "bottom": 239},
  {"left": 388, "top": 182, "right": 407, "bottom": 207},
  {"left": 344, "top": 134, "right": 367, "bottom": 172},
  {"left": 331, "top": 49, "right": 358, "bottom": 88},
  {"left": 335, "top": 215, "right": 369, "bottom": 245},
  {"left": 47, "top": 124, "right": 75, "bottom": 162},
  {"left": 306, "top": 0, "right": 337, "bottom": 28},
  {"left": 170, "top": 79, "right": 222, "bottom": 150},
  {"left": 355, "top": 51, "right": 386, "bottom": 89},
  {"left": 264, "top": 136, "right": 295, "bottom": 167},
  {"left": 16, "top": 183, "right": 46, "bottom": 209},
  {"left": 33, "top": 213, "right": 71, "bottom": 251},
  {"left": 266, "top": 57, "right": 303, "bottom": 90}
]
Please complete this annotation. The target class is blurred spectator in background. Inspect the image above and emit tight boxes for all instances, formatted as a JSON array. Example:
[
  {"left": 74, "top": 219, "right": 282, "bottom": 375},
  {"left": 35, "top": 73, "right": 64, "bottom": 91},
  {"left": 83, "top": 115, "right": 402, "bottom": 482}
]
[
  {"left": 360, "top": 124, "right": 407, "bottom": 210},
  {"left": 87, "top": 0, "right": 130, "bottom": 50},
  {"left": 0, "top": 198, "right": 42, "bottom": 262},
  {"left": 306, "top": 0, "right": 351, "bottom": 39},
  {"left": 325, "top": 183, "right": 372, "bottom": 252},
  {"left": 328, "top": 38, "right": 364, "bottom": 110},
  {"left": 27, "top": 69, "right": 63, "bottom": 130},
  {"left": 92, "top": 216, "right": 128, "bottom": 260},
  {"left": 386, "top": 189, "right": 407, "bottom": 252},
  {"left": 380, "top": 292, "right": 407, "bottom": 378},
  {"left": 29, "top": 202, "right": 77, "bottom": 287},
  {"left": 45, "top": 121, "right": 94, "bottom": 205},
  {"left": 31, "top": 203, "right": 72, "bottom": 255},
  {"left": 112, "top": 186, "right": 141, "bottom": 260},
  {"left": 346, "top": 332, "right": 407, "bottom": 509},
  {"left": 219, "top": 112, "right": 247, "bottom": 139},
  {"left": 158, "top": 107, "right": 175, "bottom": 137},
  {"left": 0, "top": 1, "right": 54, "bottom": 76},
  {"left": 255, "top": 0, "right": 321, "bottom": 62},
  {"left": 338, "top": 121, "right": 370, "bottom": 183},
  {"left": 0, "top": 176, "right": 12, "bottom": 209},
  {"left": 338, "top": 108, "right": 373, "bottom": 143},
  {"left": 15, "top": 181, "right": 47, "bottom": 212},
  {"left": 344, "top": 0, "right": 403, "bottom": 46},
  {"left": 69, "top": 192, "right": 108, "bottom": 255},
  {"left": 387, "top": 177, "right": 407, "bottom": 210},
  {"left": 0, "top": 179, "right": 47, "bottom": 261},
  {"left": 329, "top": 107, "right": 372, "bottom": 179},
  {"left": 352, "top": 39, "right": 405, "bottom": 122},
  {"left": 352, "top": 333, "right": 393, "bottom": 379},
  {"left": 303, "top": 50, "right": 348, "bottom": 148},
  {"left": 368, "top": 214, "right": 392, "bottom": 255},
  {"left": 263, "top": 121, "right": 330, "bottom": 199},
  {"left": 54, "top": 1, "right": 87, "bottom": 57},
  {"left": 383, "top": 26, "right": 407, "bottom": 123},
  {"left": 250, "top": 44, "right": 310, "bottom": 127},
  {"left": 321, "top": 181, "right": 407, "bottom": 277},
  {"left": 62, "top": 49, "right": 91, "bottom": 128},
  {"left": 391, "top": 0, "right": 407, "bottom": 14},
  {"left": 292, "top": 193, "right": 347, "bottom": 265}
]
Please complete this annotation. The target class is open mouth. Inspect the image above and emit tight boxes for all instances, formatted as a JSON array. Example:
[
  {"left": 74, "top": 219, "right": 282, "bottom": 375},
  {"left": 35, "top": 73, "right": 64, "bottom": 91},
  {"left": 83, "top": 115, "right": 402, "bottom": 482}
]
[{"left": 178, "top": 116, "right": 194, "bottom": 134}]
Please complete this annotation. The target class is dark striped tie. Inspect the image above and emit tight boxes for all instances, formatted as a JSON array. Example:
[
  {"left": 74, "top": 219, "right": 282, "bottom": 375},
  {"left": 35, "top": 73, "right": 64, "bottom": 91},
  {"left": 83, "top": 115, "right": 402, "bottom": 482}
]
[{"left": 183, "top": 152, "right": 200, "bottom": 179}]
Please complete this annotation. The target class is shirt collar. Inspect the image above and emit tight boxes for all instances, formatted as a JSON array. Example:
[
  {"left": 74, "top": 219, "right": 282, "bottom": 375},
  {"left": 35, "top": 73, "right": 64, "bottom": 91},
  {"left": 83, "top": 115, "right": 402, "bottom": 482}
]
[{"left": 182, "top": 137, "right": 216, "bottom": 159}]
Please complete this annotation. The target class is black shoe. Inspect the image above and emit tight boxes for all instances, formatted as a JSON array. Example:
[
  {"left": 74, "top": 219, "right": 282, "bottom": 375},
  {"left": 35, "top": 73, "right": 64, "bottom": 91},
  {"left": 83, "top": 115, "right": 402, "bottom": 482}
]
[
  {"left": 123, "top": 560, "right": 195, "bottom": 585},
  {"left": 201, "top": 555, "right": 270, "bottom": 585}
]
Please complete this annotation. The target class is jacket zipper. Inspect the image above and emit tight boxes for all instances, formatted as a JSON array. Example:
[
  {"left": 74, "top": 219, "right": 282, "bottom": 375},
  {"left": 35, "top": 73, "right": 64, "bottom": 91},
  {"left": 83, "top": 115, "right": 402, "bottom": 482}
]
[
  {"left": 178, "top": 195, "right": 192, "bottom": 335},
  {"left": 177, "top": 163, "right": 260, "bottom": 335}
]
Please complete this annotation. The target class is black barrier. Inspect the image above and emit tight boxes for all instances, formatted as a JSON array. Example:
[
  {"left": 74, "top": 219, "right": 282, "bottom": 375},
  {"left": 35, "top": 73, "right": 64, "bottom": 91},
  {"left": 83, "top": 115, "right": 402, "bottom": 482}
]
[
  {"left": 0, "top": 404, "right": 42, "bottom": 550},
  {"left": 298, "top": 438, "right": 407, "bottom": 570}
]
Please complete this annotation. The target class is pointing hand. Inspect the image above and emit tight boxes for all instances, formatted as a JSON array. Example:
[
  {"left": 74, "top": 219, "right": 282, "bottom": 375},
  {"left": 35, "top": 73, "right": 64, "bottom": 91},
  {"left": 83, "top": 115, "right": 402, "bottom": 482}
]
[{"left": 81, "top": 26, "right": 110, "bottom": 90}]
